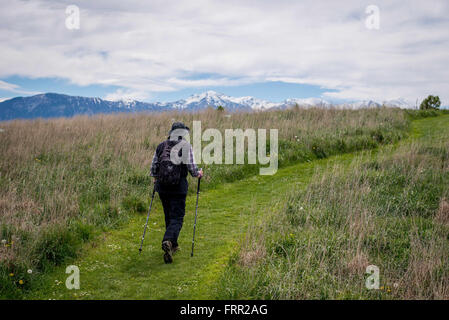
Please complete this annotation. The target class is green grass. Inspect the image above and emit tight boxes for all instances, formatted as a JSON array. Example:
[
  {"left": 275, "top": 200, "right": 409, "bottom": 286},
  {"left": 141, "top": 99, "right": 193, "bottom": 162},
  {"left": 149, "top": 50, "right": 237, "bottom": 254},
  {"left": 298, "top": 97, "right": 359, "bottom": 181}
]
[
  {"left": 20, "top": 152, "right": 352, "bottom": 299},
  {"left": 215, "top": 115, "right": 449, "bottom": 300},
  {"left": 1, "top": 108, "right": 413, "bottom": 298},
  {"left": 1, "top": 110, "right": 447, "bottom": 299}
]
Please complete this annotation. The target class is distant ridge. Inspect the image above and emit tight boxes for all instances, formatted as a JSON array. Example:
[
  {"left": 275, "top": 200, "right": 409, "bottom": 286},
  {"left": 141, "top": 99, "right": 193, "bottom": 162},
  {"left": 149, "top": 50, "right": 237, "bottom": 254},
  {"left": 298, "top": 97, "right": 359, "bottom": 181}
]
[{"left": 0, "top": 91, "right": 415, "bottom": 121}]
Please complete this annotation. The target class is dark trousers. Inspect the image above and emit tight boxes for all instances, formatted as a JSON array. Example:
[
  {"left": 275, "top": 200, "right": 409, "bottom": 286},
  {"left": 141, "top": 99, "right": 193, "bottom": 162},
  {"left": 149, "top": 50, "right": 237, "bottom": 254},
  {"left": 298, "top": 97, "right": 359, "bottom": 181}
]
[{"left": 159, "top": 193, "right": 186, "bottom": 248}]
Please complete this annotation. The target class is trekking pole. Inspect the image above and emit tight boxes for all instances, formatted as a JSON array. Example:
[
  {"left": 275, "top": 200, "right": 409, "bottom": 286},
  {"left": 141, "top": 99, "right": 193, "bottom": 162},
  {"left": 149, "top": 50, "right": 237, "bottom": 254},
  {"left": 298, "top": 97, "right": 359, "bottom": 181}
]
[
  {"left": 139, "top": 187, "right": 156, "bottom": 254},
  {"left": 191, "top": 172, "right": 202, "bottom": 257}
]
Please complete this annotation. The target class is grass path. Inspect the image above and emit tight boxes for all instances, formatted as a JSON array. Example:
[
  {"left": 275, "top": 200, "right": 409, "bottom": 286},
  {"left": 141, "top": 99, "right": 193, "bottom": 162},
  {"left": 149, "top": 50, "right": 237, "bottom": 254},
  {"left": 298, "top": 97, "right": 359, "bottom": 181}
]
[{"left": 26, "top": 114, "right": 449, "bottom": 300}]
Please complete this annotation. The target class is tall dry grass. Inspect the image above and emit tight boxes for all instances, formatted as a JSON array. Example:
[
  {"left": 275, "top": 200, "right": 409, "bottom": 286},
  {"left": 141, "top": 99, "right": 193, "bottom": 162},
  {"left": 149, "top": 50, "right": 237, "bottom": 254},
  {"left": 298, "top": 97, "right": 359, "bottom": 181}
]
[
  {"left": 219, "top": 135, "right": 449, "bottom": 299},
  {"left": 0, "top": 107, "right": 408, "bottom": 297}
]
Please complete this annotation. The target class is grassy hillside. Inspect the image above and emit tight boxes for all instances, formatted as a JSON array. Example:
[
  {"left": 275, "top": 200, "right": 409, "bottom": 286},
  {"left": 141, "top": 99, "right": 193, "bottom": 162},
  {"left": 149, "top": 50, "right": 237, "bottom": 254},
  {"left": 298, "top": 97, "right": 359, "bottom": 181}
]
[
  {"left": 0, "top": 107, "right": 442, "bottom": 298},
  {"left": 216, "top": 114, "right": 449, "bottom": 299}
]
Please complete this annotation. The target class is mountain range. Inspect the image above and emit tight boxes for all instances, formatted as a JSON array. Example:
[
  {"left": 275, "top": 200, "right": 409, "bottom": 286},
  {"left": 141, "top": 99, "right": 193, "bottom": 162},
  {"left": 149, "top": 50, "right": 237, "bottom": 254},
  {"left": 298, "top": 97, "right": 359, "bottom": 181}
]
[{"left": 0, "top": 91, "right": 415, "bottom": 121}]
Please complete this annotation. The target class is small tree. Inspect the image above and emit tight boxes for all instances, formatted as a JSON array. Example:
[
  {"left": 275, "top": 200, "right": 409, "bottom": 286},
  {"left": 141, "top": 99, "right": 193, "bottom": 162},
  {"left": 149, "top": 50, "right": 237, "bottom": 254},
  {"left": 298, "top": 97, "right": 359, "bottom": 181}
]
[
  {"left": 217, "top": 105, "right": 224, "bottom": 112},
  {"left": 420, "top": 95, "right": 441, "bottom": 110}
]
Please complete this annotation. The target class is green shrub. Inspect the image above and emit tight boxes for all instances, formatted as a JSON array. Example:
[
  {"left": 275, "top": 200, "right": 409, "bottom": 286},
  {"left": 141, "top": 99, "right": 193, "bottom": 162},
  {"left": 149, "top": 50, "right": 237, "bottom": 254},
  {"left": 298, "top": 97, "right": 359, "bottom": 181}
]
[{"left": 420, "top": 95, "right": 441, "bottom": 110}]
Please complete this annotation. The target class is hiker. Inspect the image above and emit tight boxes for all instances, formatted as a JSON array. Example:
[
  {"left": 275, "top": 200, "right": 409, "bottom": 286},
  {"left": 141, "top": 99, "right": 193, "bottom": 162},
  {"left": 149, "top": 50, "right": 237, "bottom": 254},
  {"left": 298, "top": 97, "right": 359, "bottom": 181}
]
[{"left": 150, "top": 122, "right": 203, "bottom": 263}]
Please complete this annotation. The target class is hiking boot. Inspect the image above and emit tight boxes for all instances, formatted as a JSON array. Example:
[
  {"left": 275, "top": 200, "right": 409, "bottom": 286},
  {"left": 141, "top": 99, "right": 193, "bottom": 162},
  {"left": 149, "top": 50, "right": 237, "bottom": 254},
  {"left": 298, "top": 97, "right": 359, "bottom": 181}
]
[{"left": 162, "top": 240, "right": 173, "bottom": 264}]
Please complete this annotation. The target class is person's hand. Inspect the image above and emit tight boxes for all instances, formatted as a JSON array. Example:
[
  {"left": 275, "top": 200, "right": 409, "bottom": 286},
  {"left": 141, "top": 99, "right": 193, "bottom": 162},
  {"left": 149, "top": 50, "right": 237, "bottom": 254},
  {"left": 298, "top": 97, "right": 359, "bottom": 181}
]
[{"left": 197, "top": 169, "right": 203, "bottom": 178}]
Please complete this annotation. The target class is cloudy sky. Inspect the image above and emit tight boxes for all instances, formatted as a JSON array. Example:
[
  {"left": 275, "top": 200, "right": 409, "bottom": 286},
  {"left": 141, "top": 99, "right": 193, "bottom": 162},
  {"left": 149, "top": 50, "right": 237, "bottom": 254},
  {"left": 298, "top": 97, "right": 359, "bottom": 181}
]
[{"left": 1, "top": 0, "right": 448, "bottom": 105}]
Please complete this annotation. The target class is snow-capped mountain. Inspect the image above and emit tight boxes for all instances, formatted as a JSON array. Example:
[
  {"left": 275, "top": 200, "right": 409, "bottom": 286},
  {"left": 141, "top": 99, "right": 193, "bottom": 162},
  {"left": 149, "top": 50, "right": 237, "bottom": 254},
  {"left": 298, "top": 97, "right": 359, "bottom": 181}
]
[
  {"left": 333, "top": 98, "right": 416, "bottom": 110},
  {"left": 282, "top": 98, "right": 333, "bottom": 108},
  {"left": 335, "top": 100, "right": 383, "bottom": 109},
  {"left": 160, "top": 91, "right": 253, "bottom": 111},
  {"left": 382, "top": 98, "right": 413, "bottom": 109},
  {"left": 0, "top": 91, "right": 415, "bottom": 121},
  {"left": 0, "top": 93, "right": 168, "bottom": 121}
]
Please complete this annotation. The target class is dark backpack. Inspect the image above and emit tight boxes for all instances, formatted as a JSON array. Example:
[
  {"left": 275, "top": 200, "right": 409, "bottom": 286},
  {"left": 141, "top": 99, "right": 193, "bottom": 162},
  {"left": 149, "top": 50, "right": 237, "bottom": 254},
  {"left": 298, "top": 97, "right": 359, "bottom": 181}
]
[{"left": 157, "top": 140, "right": 183, "bottom": 186}]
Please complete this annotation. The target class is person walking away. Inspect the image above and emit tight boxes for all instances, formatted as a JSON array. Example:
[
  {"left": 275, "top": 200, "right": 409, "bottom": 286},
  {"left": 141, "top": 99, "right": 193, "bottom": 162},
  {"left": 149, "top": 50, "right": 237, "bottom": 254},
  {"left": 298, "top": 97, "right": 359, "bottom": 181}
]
[{"left": 150, "top": 122, "right": 203, "bottom": 263}]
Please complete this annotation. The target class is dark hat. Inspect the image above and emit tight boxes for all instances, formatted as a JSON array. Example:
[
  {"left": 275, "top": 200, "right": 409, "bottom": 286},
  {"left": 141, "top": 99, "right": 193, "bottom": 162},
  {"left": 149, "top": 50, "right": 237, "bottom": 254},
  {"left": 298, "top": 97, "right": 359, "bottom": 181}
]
[{"left": 169, "top": 122, "right": 190, "bottom": 135}]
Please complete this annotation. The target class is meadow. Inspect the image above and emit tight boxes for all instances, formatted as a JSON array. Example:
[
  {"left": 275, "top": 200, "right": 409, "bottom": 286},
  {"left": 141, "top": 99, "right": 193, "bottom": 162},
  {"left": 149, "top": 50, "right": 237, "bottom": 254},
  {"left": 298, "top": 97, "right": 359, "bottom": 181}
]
[
  {"left": 216, "top": 114, "right": 449, "bottom": 299},
  {"left": 0, "top": 107, "right": 442, "bottom": 298}
]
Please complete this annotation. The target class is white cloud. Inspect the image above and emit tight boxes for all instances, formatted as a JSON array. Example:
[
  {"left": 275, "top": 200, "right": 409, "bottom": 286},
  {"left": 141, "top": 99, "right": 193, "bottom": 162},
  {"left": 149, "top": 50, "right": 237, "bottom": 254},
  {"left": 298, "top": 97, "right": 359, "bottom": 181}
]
[
  {"left": 0, "top": 0, "right": 448, "bottom": 104},
  {"left": 0, "top": 80, "right": 40, "bottom": 95},
  {"left": 0, "top": 80, "right": 20, "bottom": 92},
  {"left": 103, "top": 88, "right": 150, "bottom": 101}
]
